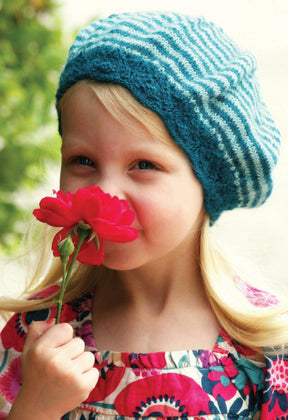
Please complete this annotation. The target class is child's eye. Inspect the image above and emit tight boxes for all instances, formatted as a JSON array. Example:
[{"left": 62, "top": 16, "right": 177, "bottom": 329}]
[
  {"left": 75, "top": 156, "right": 95, "bottom": 167},
  {"left": 134, "top": 160, "right": 157, "bottom": 170}
]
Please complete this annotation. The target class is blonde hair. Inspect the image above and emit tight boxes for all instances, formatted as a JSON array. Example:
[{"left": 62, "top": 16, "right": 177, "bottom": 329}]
[
  {"left": 1, "top": 81, "right": 288, "bottom": 354},
  {"left": 200, "top": 217, "right": 288, "bottom": 352}
]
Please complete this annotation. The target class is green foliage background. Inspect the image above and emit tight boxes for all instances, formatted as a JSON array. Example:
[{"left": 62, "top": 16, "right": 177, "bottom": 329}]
[{"left": 0, "top": 0, "right": 67, "bottom": 253}]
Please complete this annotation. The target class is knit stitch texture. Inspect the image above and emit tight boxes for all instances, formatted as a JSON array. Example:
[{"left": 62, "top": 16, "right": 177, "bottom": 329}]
[{"left": 56, "top": 12, "right": 281, "bottom": 221}]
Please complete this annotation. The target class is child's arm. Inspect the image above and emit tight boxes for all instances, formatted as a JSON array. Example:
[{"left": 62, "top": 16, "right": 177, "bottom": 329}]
[{"left": 7, "top": 321, "right": 99, "bottom": 420}]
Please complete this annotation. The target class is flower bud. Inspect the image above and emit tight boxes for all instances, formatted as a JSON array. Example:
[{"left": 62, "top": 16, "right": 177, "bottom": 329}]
[{"left": 58, "top": 236, "right": 75, "bottom": 257}]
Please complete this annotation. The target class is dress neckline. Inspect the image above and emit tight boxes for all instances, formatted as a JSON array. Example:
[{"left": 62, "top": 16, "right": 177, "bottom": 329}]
[{"left": 71, "top": 290, "right": 257, "bottom": 367}]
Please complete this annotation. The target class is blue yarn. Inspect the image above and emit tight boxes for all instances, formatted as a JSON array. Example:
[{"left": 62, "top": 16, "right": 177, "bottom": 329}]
[{"left": 56, "top": 12, "right": 281, "bottom": 222}]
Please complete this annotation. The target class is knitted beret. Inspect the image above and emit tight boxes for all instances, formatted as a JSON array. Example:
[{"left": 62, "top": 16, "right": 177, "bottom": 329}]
[{"left": 56, "top": 12, "right": 281, "bottom": 222}]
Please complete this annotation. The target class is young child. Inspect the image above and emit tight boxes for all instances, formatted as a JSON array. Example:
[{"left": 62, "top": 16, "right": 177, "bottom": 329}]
[{"left": 0, "top": 11, "right": 287, "bottom": 420}]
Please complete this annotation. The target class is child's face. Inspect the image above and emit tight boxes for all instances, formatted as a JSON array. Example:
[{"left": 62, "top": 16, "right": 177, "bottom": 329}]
[{"left": 59, "top": 83, "right": 204, "bottom": 271}]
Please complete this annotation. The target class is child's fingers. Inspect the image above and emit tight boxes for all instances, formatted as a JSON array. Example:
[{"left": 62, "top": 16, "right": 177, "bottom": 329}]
[
  {"left": 61, "top": 336, "right": 86, "bottom": 360},
  {"left": 82, "top": 366, "right": 99, "bottom": 393},
  {"left": 30, "top": 322, "right": 74, "bottom": 349},
  {"left": 77, "top": 365, "right": 99, "bottom": 400},
  {"left": 23, "top": 319, "right": 56, "bottom": 350},
  {"left": 73, "top": 350, "right": 96, "bottom": 373}
]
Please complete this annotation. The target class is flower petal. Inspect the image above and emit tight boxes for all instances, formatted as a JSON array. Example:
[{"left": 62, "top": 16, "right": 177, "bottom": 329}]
[
  {"left": 72, "top": 187, "right": 100, "bottom": 219},
  {"left": 33, "top": 208, "right": 74, "bottom": 227},
  {"left": 81, "top": 197, "right": 102, "bottom": 221},
  {"left": 77, "top": 237, "right": 104, "bottom": 265},
  {"left": 89, "top": 219, "right": 138, "bottom": 242},
  {"left": 100, "top": 195, "right": 123, "bottom": 223},
  {"left": 118, "top": 206, "right": 136, "bottom": 225},
  {"left": 33, "top": 194, "right": 76, "bottom": 227}
]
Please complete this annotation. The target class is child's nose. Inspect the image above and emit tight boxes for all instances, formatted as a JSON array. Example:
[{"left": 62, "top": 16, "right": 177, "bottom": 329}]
[{"left": 96, "top": 176, "right": 125, "bottom": 200}]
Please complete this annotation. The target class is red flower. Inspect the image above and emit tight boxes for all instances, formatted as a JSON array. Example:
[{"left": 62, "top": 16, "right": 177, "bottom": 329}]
[
  {"left": 33, "top": 186, "right": 138, "bottom": 265},
  {"left": 84, "top": 364, "right": 126, "bottom": 404},
  {"left": 0, "top": 357, "right": 22, "bottom": 404},
  {"left": 207, "top": 358, "right": 239, "bottom": 401},
  {"left": 113, "top": 373, "right": 211, "bottom": 417}
]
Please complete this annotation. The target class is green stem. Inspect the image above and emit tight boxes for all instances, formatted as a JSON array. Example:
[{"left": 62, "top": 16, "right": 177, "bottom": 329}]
[
  {"left": 55, "top": 228, "right": 91, "bottom": 324},
  {"left": 56, "top": 256, "right": 68, "bottom": 324}
]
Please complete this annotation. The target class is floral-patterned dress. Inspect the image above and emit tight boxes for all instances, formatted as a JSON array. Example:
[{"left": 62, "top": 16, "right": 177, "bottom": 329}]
[{"left": 0, "top": 286, "right": 287, "bottom": 419}]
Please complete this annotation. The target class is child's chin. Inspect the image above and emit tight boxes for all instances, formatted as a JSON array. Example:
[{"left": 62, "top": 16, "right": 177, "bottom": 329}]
[
  {"left": 101, "top": 247, "right": 135, "bottom": 271},
  {"left": 102, "top": 259, "right": 139, "bottom": 271}
]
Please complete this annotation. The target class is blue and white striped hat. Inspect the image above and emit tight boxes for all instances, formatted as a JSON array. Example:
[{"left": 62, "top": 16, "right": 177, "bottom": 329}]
[{"left": 56, "top": 12, "right": 281, "bottom": 222}]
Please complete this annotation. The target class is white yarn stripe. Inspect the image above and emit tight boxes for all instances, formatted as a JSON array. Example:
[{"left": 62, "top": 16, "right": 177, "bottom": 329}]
[
  {"left": 234, "top": 78, "right": 280, "bottom": 159},
  {"left": 72, "top": 15, "right": 257, "bottom": 113},
  {"left": 202, "top": 102, "right": 259, "bottom": 206},
  {"left": 91, "top": 41, "right": 194, "bottom": 100},
  {"left": 183, "top": 21, "right": 230, "bottom": 73},
  {"left": 74, "top": 14, "right": 243, "bottom": 98},
  {"left": 95, "top": 17, "right": 209, "bottom": 79},
  {"left": 211, "top": 97, "right": 271, "bottom": 205},
  {"left": 155, "top": 14, "right": 220, "bottom": 76},
  {"left": 201, "top": 79, "right": 278, "bottom": 206},
  {"left": 206, "top": 21, "right": 238, "bottom": 58},
  {"left": 86, "top": 36, "right": 222, "bottom": 100},
  {"left": 248, "top": 83, "right": 281, "bottom": 152},
  {"left": 199, "top": 106, "right": 245, "bottom": 206},
  {"left": 115, "top": 26, "right": 206, "bottom": 78},
  {"left": 192, "top": 19, "right": 236, "bottom": 64},
  {"left": 97, "top": 31, "right": 251, "bottom": 103},
  {"left": 215, "top": 87, "right": 276, "bottom": 204},
  {"left": 226, "top": 85, "right": 277, "bottom": 164},
  {"left": 202, "top": 60, "right": 280, "bottom": 165},
  {"left": 240, "top": 93, "right": 279, "bottom": 163}
]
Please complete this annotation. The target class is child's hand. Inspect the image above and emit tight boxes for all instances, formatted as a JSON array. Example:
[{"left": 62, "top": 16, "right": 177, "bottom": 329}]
[{"left": 9, "top": 321, "right": 99, "bottom": 420}]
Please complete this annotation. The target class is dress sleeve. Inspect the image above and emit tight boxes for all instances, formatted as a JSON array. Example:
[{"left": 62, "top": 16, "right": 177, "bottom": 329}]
[{"left": 260, "top": 353, "right": 288, "bottom": 419}]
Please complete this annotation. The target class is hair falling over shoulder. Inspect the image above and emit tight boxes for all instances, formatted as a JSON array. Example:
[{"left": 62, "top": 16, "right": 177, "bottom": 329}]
[{"left": 200, "top": 215, "right": 288, "bottom": 355}]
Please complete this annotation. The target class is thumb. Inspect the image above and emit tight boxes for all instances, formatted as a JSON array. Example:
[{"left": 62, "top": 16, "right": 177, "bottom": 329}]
[{"left": 23, "top": 319, "right": 56, "bottom": 350}]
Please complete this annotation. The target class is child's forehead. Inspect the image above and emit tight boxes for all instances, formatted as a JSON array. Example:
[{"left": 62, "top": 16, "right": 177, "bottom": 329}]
[{"left": 59, "top": 81, "right": 181, "bottom": 151}]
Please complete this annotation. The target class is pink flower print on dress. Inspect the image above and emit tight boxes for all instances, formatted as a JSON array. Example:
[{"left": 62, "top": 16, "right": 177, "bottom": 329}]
[
  {"left": 0, "top": 357, "right": 21, "bottom": 404},
  {"left": 263, "top": 355, "right": 288, "bottom": 416},
  {"left": 1, "top": 298, "right": 75, "bottom": 352},
  {"left": 76, "top": 321, "right": 96, "bottom": 351},
  {"left": 114, "top": 373, "right": 211, "bottom": 417},
  {"left": 234, "top": 275, "right": 279, "bottom": 308},
  {"left": 208, "top": 359, "right": 239, "bottom": 401},
  {"left": 84, "top": 363, "right": 125, "bottom": 404},
  {"left": 214, "top": 328, "right": 257, "bottom": 357}
]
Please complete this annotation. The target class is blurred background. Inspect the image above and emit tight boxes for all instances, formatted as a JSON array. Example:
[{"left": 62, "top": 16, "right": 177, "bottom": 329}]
[{"left": 0, "top": 0, "right": 287, "bottom": 296}]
